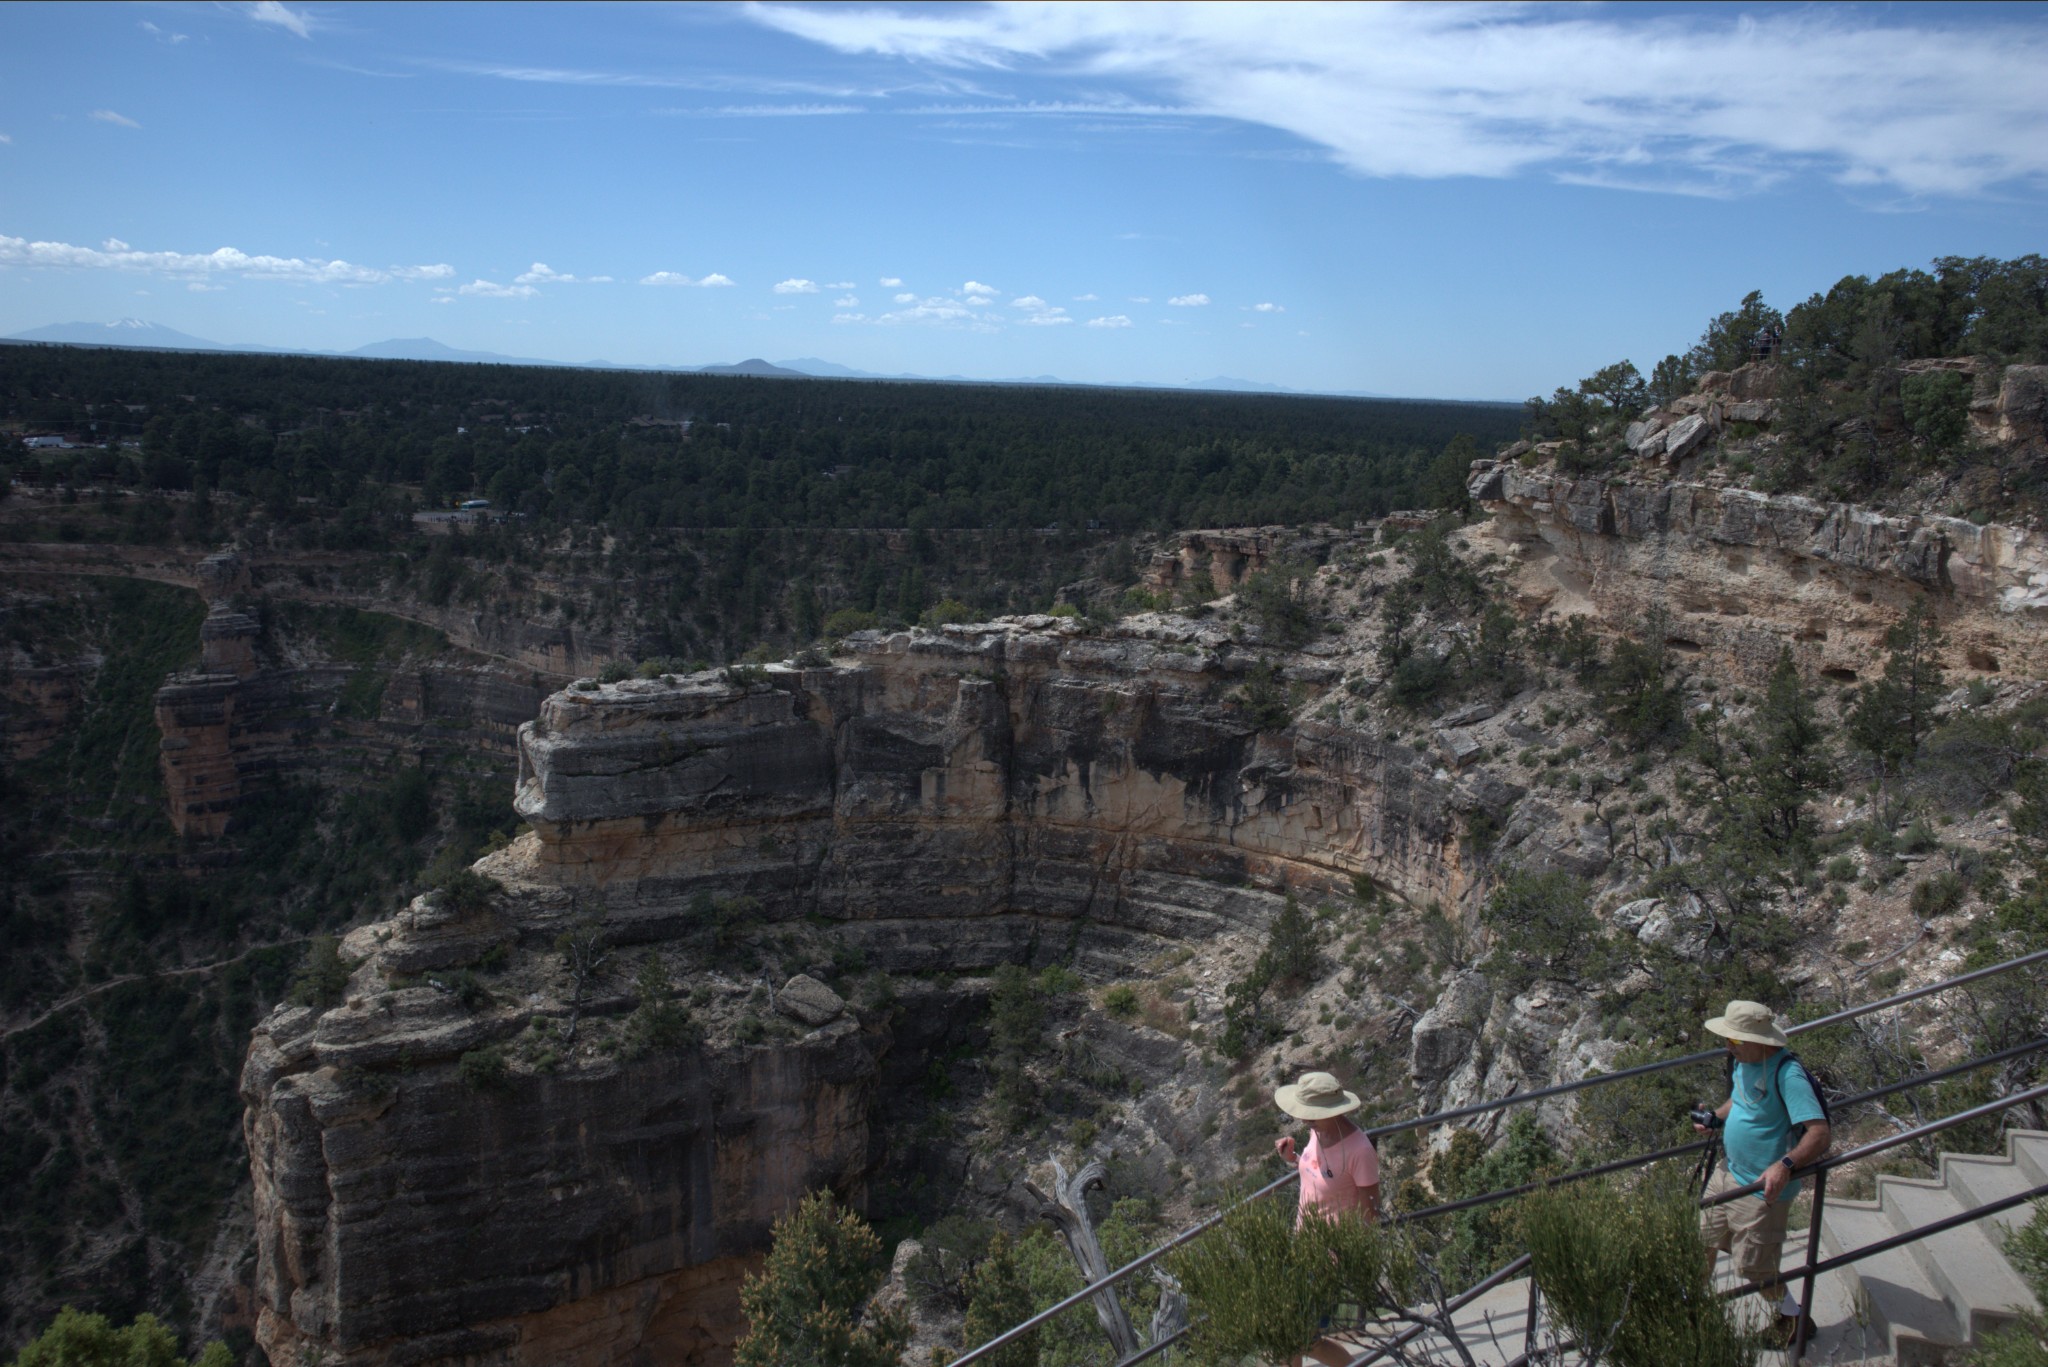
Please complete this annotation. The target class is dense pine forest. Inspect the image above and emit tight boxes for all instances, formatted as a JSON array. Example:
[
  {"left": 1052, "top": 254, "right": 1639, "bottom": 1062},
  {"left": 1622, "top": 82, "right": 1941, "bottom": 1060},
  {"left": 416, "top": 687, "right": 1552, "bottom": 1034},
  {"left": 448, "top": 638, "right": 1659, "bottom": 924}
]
[{"left": 0, "top": 348, "right": 1516, "bottom": 536}]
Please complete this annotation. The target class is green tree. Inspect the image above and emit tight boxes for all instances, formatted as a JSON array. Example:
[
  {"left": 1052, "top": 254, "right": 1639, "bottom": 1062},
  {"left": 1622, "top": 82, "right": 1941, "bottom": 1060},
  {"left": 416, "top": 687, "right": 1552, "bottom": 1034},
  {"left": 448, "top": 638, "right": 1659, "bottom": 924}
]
[
  {"left": 1597, "top": 615, "right": 1686, "bottom": 747},
  {"left": 1479, "top": 870, "right": 1611, "bottom": 992},
  {"left": 1579, "top": 360, "right": 1648, "bottom": 416},
  {"left": 9, "top": 1307, "right": 233, "bottom": 1367},
  {"left": 955, "top": 1232, "right": 1039, "bottom": 1367},
  {"left": 1847, "top": 601, "right": 1948, "bottom": 790},
  {"left": 1688, "top": 289, "right": 1783, "bottom": 374},
  {"left": 1418, "top": 433, "right": 1481, "bottom": 515},
  {"left": 735, "top": 1190, "right": 910, "bottom": 1367}
]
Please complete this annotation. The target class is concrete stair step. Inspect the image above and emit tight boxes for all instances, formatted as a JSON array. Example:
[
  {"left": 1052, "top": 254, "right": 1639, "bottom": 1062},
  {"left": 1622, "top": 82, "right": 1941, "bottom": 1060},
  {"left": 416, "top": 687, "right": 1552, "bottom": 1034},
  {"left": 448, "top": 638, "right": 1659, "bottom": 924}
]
[
  {"left": 1820, "top": 1199, "right": 1964, "bottom": 1365},
  {"left": 1944, "top": 1150, "right": 2047, "bottom": 1242},
  {"left": 1874, "top": 1172, "right": 2038, "bottom": 1339},
  {"left": 2010, "top": 1129, "right": 2048, "bottom": 1185}
]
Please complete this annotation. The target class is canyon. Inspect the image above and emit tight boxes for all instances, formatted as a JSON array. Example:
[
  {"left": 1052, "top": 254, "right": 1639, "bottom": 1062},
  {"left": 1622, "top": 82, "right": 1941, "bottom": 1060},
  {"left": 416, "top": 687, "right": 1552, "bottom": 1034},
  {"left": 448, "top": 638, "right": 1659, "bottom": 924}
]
[{"left": 237, "top": 412, "right": 2048, "bottom": 1364}]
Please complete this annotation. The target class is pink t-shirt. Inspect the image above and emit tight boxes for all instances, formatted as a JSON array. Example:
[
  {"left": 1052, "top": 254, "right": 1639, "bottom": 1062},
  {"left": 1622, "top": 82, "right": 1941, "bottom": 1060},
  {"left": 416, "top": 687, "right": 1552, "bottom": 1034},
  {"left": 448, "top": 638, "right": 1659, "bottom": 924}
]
[{"left": 1297, "top": 1125, "right": 1381, "bottom": 1224}]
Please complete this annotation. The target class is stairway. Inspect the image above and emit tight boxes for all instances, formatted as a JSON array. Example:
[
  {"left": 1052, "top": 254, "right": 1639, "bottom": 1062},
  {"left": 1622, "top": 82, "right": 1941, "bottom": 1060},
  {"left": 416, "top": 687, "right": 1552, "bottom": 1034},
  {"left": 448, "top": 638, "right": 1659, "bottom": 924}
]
[
  {"left": 1346, "top": 1129, "right": 2046, "bottom": 1366},
  {"left": 1805, "top": 1127, "right": 2046, "bottom": 1366}
]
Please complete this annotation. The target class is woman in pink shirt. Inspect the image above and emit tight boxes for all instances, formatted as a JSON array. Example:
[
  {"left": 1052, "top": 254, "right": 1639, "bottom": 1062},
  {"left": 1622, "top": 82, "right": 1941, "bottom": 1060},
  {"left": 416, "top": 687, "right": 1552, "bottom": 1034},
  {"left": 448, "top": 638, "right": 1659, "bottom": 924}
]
[{"left": 1274, "top": 1070, "right": 1381, "bottom": 1367}]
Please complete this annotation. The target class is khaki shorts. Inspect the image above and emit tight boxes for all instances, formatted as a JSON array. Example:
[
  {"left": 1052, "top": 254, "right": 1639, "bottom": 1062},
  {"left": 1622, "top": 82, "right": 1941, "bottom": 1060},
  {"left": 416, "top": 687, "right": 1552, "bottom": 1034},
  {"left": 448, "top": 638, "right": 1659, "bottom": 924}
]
[{"left": 1700, "top": 1165, "right": 1793, "bottom": 1293}]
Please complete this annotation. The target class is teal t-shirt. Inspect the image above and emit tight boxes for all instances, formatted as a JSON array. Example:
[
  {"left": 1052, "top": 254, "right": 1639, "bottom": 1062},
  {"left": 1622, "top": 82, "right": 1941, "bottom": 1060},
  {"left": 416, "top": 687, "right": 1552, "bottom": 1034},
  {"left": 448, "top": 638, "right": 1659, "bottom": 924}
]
[{"left": 1725, "top": 1053, "right": 1824, "bottom": 1202}]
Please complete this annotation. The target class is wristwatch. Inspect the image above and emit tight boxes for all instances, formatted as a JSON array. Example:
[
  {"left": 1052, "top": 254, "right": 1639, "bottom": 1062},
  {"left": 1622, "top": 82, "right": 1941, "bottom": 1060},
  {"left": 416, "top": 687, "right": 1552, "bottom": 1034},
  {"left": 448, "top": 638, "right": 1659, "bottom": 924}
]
[{"left": 1778, "top": 1156, "right": 1797, "bottom": 1173}]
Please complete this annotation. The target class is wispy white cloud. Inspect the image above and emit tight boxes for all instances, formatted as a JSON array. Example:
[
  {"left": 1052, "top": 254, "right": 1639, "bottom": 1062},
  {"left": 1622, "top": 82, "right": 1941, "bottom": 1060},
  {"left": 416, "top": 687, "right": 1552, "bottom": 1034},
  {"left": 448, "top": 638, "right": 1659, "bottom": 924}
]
[
  {"left": 187, "top": 282, "right": 225, "bottom": 292},
  {"left": 1128, "top": 296, "right": 1151, "bottom": 304},
  {"left": 0, "top": 134, "right": 12, "bottom": 145},
  {"left": 879, "top": 276, "right": 903, "bottom": 287},
  {"left": 1168, "top": 293, "right": 1210, "bottom": 307},
  {"left": 834, "top": 294, "right": 860, "bottom": 307},
  {"left": 875, "top": 295, "right": 999, "bottom": 330},
  {"left": 833, "top": 312, "right": 867, "bottom": 323},
  {"left": 245, "top": 1, "right": 313, "bottom": 40},
  {"left": 773, "top": 277, "right": 820, "bottom": 294},
  {"left": 1073, "top": 292, "right": 1097, "bottom": 301},
  {"left": 825, "top": 280, "right": 856, "bottom": 289},
  {"left": 655, "top": 103, "right": 865, "bottom": 117},
  {"left": 90, "top": 109, "right": 141, "bottom": 129},
  {"left": 0, "top": 233, "right": 453, "bottom": 286},
  {"left": 1250, "top": 301, "right": 1285, "bottom": 313},
  {"left": 416, "top": 58, "right": 886, "bottom": 100},
  {"left": 516, "top": 262, "right": 613, "bottom": 284},
  {"left": 139, "top": 20, "right": 189, "bottom": 44},
  {"left": 458, "top": 279, "right": 538, "bottom": 298},
  {"left": 893, "top": 291, "right": 918, "bottom": 303},
  {"left": 748, "top": 2, "right": 2048, "bottom": 198},
  {"left": 1085, "top": 315, "right": 1133, "bottom": 329}
]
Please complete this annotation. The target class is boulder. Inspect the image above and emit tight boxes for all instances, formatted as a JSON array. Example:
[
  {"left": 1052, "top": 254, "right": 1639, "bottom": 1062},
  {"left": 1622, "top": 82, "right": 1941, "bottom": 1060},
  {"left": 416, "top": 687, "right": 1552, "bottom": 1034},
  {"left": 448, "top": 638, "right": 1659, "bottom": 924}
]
[
  {"left": 1663, "top": 414, "right": 1710, "bottom": 463},
  {"left": 776, "top": 973, "right": 846, "bottom": 1027},
  {"left": 1725, "top": 399, "right": 1777, "bottom": 425}
]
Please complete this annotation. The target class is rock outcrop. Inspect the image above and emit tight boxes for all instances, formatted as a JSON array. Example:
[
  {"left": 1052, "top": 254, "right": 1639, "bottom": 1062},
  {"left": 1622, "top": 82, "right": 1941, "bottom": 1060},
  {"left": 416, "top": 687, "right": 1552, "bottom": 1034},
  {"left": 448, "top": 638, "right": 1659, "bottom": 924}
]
[{"left": 1470, "top": 462, "right": 2048, "bottom": 681}]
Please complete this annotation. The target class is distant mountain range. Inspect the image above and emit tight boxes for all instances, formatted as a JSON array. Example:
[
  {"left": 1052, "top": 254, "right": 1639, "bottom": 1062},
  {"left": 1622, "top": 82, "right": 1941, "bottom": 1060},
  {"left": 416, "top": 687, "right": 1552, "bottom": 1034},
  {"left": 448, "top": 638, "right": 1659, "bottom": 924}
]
[{"left": 0, "top": 319, "right": 1488, "bottom": 403}]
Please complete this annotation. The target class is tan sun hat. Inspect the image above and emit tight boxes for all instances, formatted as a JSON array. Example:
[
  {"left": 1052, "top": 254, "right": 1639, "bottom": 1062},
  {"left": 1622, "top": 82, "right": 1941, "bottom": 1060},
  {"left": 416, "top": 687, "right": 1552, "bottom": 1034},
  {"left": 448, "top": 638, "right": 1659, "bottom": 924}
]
[
  {"left": 1704, "top": 1000, "right": 1790, "bottom": 1049},
  {"left": 1275, "top": 1071, "right": 1361, "bottom": 1120}
]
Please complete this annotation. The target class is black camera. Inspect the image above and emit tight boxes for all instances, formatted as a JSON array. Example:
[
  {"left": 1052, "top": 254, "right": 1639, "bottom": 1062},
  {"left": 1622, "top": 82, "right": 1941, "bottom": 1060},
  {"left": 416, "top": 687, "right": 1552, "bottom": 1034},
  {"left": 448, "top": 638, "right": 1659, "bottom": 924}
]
[{"left": 1688, "top": 1104, "right": 1722, "bottom": 1130}]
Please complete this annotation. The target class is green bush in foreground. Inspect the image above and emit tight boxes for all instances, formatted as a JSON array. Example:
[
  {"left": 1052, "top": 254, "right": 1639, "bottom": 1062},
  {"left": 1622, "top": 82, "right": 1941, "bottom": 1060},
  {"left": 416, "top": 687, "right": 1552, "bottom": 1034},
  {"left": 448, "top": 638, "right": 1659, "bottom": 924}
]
[
  {"left": 8, "top": 1307, "right": 232, "bottom": 1367},
  {"left": 1524, "top": 1174, "right": 1759, "bottom": 1367},
  {"left": 1170, "top": 1191, "right": 1409, "bottom": 1366}
]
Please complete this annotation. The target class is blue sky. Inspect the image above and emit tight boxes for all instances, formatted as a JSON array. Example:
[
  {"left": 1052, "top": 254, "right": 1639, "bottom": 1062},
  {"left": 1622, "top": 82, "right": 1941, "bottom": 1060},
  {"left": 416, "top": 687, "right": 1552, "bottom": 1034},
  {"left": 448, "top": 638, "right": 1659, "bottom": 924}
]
[{"left": 1, "top": 1, "right": 2044, "bottom": 399}]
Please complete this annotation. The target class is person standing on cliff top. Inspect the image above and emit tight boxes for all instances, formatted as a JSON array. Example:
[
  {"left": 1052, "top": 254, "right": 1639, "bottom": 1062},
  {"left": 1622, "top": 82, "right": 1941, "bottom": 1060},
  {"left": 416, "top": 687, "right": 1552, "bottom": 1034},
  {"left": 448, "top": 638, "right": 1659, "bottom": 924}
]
[{"left": 1274, "top": 1070, "right": 1381, "bottom": 1367}]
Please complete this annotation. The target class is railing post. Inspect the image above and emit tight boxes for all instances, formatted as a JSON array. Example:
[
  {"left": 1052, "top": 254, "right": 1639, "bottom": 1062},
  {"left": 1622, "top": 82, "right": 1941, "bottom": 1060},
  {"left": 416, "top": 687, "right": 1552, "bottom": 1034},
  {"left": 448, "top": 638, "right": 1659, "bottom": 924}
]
[
  {"left": 1523, "top": 1271, "right": 1541, "bottom": 1361},
  {"left": 1795, "top": 1167, "right": 1825, "bottom": 1365}
]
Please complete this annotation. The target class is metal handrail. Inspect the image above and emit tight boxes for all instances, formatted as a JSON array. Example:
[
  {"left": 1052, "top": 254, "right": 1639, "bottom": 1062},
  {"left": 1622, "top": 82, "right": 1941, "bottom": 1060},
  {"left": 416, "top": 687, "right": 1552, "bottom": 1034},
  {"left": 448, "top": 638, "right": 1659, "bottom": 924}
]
[
  {"left": 1700, "top": 1079, "right": 2048, "bottom": 1208},
  {"left": 1721, "top": 1178, "right": 2048, "bottom": 1301},
  {"left": 1340, "top": 1253, "right": 1534, "bottom": 1367},
  {"left": 1394, "top": 1034, "right": 2048, "bottom": 1227},
  {"left": 944, "top": 946, "right": 2048, "bottom": 1367}
]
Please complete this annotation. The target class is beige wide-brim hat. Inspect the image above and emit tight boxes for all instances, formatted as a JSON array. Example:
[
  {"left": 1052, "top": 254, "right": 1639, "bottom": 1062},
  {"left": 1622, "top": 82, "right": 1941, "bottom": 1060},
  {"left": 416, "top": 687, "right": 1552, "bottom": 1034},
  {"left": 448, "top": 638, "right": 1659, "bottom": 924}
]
[
  {"left": 1275, "top": 1071, "right": 1361, "bottom": 1120},
  {"left": 1704, "top": 1000, "right": 1790, "bottom": 1049}
]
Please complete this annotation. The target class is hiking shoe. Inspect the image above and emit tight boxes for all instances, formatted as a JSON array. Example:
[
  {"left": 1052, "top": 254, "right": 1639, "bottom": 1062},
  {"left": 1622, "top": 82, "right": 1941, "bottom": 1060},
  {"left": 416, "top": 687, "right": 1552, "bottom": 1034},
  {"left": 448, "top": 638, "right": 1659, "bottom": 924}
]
[{"left": 1764, "top": 1312, "right": 1814, "bottom": 1351}]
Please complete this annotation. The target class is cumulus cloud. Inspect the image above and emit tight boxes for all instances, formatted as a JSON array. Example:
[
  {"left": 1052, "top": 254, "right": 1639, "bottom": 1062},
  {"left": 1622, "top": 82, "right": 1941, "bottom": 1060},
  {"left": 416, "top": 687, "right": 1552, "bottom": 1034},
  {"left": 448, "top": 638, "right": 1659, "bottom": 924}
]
[
  {"left": 876, "top": 295, "right": 998, "bottom": 329},
  {"left": 893, "top": 292, "right": 918, "bottom": 303},
  {"left": 773, "top": 278, "right": 820, "bottom": 294},
  {"left": 90, "top": 110, "right": 141, "bottom": 128},
  {"left": 834, "top": 294, "right": 860, "bottom": 307},
  {"left": 246, "top": 1, "right": 314, "bottom": 39},
  {"left": 879, "top": 276, "right": 903, "bottom": 287},
  {"left": 961, "top": 279, "right": 997, "bottom": 297},
  {"left": 0, "top": 233, "right": 452, "bottom": 286},
  {"left": 698, "top": 272, "right": 735, "bottom": 287},
  {"left": 640, "top": 271, "right": 693, "bottom": 286},
  {"left": 1012, "top": 295, "right": 1072, "bottom": 325},
  {"left": 747, "top": 1, "right": 2048, "bottom": 198},
  {"left": 517, "top": 262, "right": 613, "bottom": 284},
  {"left": 1085, "top": 314, "right": 1134, "bottom": 328},
  {"left": 457, "top": 279, "right": 538, "bottom": 298},
  {"left": 1168, "top": 293, "right": 1210, "bottom": 306},
  {"left": 1251, "top": 301, "right": 1285, "bottom": 312}
]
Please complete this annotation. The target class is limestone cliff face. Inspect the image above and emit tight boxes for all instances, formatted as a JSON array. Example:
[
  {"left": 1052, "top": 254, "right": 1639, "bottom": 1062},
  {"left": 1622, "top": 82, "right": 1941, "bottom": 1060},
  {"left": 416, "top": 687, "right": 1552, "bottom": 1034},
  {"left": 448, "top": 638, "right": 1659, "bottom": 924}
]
[
  {"left": 243, "top": 986, "right": 880, "bottom": 1367},
  {"left": 514, "top": 621, "right": 1474, "bottom": 963},
  {"left": 1470, "top": 461, "right": 2048, "bottom": 681},
  {"left": 241, "top": 618, "right": 1483, "bottom": 1367}
]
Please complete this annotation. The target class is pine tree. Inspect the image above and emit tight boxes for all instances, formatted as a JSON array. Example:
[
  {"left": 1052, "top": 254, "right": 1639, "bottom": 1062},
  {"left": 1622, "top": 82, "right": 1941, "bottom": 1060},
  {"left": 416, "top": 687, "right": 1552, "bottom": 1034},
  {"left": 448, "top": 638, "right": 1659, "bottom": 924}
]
[
  {"left": 956, "top": 1232, "right": 1039, "bottom": 1367},
  {"left": 735, "top": 1191, "right": 909, "bottom": 1367},
  {"left": 1745, "top": 650, "right": 1834, "bottom": 853}
]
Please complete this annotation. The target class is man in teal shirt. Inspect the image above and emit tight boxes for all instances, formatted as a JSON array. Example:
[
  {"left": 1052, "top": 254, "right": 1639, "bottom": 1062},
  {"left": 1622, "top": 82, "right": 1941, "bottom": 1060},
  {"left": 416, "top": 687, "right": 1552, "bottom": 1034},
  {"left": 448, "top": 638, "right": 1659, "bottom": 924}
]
[{"left": 1696, "top": 1000, "right": 1832, "bottom": 1348}]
